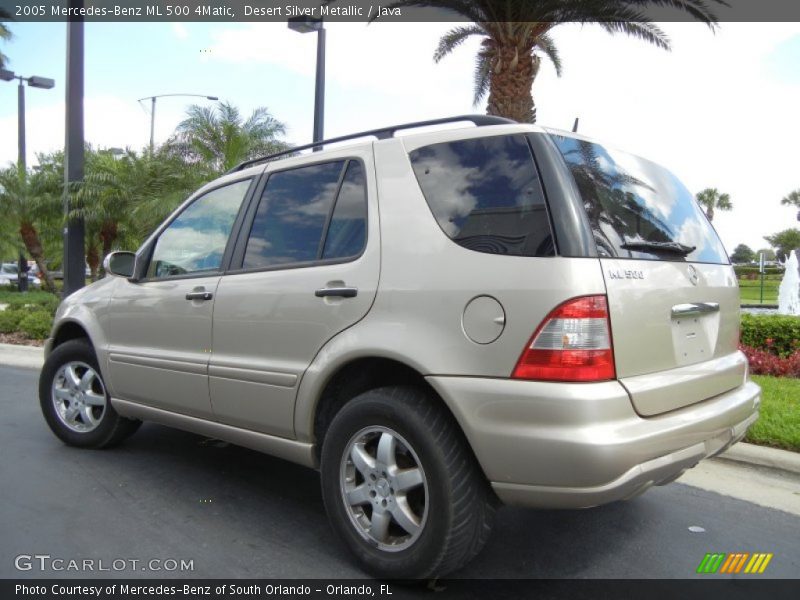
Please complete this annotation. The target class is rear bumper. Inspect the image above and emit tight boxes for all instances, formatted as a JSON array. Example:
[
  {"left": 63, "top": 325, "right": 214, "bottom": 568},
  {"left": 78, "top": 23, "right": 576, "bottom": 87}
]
[{"left": 425, "top": 375, "right": 760, "bottom": 509}]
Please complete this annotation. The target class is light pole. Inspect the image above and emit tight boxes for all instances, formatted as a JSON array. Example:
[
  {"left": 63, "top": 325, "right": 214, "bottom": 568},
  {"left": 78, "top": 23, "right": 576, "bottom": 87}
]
[
  {"left": 137, "top": 93, "right": 218, "bottom": 153},
  {"left": 64, "top": 13, "right": 85, "bottom": 297},
  {"left": 288, "top": 16, "right": 326, "bottom": 148},
  {"left": 0, "top": 69, "right": 55, "bottom": 171}
]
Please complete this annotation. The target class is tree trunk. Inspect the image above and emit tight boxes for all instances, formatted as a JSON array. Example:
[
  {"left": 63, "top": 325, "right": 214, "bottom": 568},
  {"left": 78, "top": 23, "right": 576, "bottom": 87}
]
[
  {"left": 86, "top": 242, "right": 100, "bottom": 282},
  {"left": 486, "top": 43, "right": 539, "bottom": 123},
  {"left": 19, "top": 222, "right": 56, "bottom": 294},
  {"left": 99, "top": 220, "right": 118, "bottom": 278},
  {"left": 706, "top": 206, "right": 714, "bottom": 221}
]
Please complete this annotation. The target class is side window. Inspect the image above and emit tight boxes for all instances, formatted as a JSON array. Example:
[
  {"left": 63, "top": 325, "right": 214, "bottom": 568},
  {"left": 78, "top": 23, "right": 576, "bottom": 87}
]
[
  {"left": 242, "top": 159, "right": 367, "bottom": 269},
  {"left": 146, "top": 179, "right": 251, "bottom": 279},
  {"left": 322, "top": 161, "right": 367, "bottom": 260},
  {"left": 409, "top": 135, "right": 554, "bottom": 257}
]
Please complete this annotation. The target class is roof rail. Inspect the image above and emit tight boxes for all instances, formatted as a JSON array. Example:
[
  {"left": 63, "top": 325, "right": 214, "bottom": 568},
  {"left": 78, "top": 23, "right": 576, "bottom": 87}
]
[{"left": 226, "top": 114, "right": 515, "bottom": 174}]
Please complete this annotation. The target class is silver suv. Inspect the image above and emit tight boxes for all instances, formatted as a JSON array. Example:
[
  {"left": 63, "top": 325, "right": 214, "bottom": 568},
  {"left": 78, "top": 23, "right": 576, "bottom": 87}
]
[{"left": 40, "top": 116, "right": 760, "bottom": 578}]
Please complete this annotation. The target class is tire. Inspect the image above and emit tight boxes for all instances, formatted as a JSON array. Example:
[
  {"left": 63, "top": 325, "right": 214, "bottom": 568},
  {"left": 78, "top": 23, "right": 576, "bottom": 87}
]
[
  {"left": 39, "top": 338, "right": 140, "bottom": 448},
  {"left": 320, "top": 386, "right": 496, "bottom": 579}
]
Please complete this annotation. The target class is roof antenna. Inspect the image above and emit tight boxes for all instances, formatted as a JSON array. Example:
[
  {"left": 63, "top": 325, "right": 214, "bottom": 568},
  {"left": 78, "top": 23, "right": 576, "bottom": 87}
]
[{"left": 572, "top": 117, "right": 579, "bottom": 133}]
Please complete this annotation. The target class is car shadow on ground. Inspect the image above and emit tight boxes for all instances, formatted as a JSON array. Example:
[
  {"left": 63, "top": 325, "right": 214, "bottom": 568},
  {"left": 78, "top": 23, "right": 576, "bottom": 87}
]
[{"left": 98, "top": 422, "right": 662, "bottom": 579}]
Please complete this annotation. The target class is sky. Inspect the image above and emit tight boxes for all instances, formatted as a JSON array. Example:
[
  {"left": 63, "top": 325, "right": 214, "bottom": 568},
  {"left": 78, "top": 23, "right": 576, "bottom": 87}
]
[{"left": 0, "top": 20, "right": 798, "bottom": 254}]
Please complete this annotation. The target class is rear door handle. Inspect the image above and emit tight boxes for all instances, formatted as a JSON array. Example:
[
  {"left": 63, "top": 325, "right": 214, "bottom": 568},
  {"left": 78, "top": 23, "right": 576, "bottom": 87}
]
[
  {"left": 185, "top": 290, "right": 213, "bottom": 301},
  {"left": 315, "top": 287, "right": 358, "bottom": 298},
  {"left": 671, "top": 302, "right": 719, "bottom": 318}
]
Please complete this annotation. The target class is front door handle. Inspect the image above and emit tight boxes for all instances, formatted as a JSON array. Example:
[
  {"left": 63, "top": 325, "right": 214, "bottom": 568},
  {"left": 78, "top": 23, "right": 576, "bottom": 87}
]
[
  {"left": 185, "top": 290, "right": 213, "bottom": 301},
  {"left": 315, "top": 286, "right": 358, "bottom": 298}
]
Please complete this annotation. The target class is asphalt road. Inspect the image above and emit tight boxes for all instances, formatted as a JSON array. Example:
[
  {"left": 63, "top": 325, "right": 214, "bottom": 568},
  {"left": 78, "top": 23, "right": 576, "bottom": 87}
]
[{"left": 1, "top": 365, "right": 798, "bottom": 580}]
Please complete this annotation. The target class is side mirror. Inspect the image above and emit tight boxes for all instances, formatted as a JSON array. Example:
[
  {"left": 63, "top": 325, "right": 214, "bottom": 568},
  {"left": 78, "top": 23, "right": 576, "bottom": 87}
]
[{"left": 103, "top": 251, "right": 136, "bottom": 278}]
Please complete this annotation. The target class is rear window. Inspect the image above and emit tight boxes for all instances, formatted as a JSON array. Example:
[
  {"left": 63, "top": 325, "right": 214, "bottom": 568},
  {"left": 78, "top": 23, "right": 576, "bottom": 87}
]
[
  {"left": 409, "top": 135, "right": 555, "bottom": 257},
  {"left": 550, "top": 134, "right": 728, "bottom": 264}
]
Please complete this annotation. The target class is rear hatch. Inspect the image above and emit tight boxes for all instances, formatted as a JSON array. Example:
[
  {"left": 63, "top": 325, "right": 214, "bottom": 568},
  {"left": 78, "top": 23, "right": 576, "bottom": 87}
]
[{"left": 549, "top": 132, "right": 745, "bottom": 416}]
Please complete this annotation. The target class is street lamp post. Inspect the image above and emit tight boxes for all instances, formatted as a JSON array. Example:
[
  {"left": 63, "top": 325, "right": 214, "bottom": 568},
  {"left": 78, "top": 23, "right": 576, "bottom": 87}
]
[
  {"left": 137, "top": 93, "right": 218, "bottom": 153},
  {"left": 288, "top": 16, "right": 326, "bottom": 148},
  {"left": 63, "top": 16, "right": 85, "bottom": 297},
  {"left": 0, "top": 69, "right": 55, "bottom": 171},
  {"left": 1, "top": 68, "right": 55, "bottom": 292}
]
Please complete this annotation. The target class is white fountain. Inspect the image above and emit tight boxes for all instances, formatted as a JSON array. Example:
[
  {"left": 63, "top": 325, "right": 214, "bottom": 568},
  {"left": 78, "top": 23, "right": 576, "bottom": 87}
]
[{"left": 777, "top": 249, "right": 800, "bottom": 315}]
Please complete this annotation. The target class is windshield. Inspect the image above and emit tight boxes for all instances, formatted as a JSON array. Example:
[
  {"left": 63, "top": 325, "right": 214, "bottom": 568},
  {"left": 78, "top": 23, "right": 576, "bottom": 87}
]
[
  {"left": 1, "top": 264, "right": 18, "bottom": 274},
  {"left": 549, "top": 133, "right": 729, "bottom": 264}
]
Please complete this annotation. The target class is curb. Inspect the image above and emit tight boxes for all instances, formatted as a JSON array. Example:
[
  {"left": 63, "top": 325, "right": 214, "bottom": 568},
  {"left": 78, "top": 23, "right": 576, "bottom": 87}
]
[
  {"left": 0, "top": 342, "right": 44, "bottom": 369},
  {"left": 714, "top": 442, "right": 800, "bottom": 477}
]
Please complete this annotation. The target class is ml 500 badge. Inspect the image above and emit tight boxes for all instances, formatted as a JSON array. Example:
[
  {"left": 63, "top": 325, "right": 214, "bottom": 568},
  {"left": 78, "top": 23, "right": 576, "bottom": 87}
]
[{"left": 607, "top": 269, "right": 645, "bottom": 280}]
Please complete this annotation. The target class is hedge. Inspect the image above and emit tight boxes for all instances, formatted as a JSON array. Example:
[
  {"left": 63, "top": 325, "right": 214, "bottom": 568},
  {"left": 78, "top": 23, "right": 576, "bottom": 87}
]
[
  {"left": 18, "top": 311, "right": 54, "bottom": 340},
  {"left": 740, "top": 313, "right": 800, "bottom": 358},
  {"left": 0, "top": 291, "right": 60, "bottom": 315},
  {"left": 0, "top": 309, "right": 25, "bottom": 334},
  {"left": 734, "top": 266, "right": 784, "bottom": 280}
]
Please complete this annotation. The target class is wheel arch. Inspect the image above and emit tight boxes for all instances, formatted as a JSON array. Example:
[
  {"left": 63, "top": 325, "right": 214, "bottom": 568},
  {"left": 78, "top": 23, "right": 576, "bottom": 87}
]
[
  {"left": 301, "top": 354, "right": 477, "bottom": 469},
  {"left": 48, "top": 311, "right": 111, "bottom": 388},
  {"left": 51, "top": 319, "right": 92, "bottom": 350}
]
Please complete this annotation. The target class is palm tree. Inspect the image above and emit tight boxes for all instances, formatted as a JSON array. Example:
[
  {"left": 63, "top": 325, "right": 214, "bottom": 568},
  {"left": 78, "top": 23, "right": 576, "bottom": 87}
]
[
  {"left": 165, "top": 101, "right": 290, "bottom": 174},
  {"left": 380, "top": 0, "right": 723, "bottom": 123},
  {"left": 695, "top": 187, "right": 732, "bottom": 222},
  {"left": 0, "top": 165, "right": 61, "bottom": 292},
  {"left": 75, "top": 148, "right": 200, "bottom": 277},
  {"left": 0, "top": 8, "right": 12, "bottom": 69},
  {"left": 781, "top": 189, "right": 800, "bottom": 208}
]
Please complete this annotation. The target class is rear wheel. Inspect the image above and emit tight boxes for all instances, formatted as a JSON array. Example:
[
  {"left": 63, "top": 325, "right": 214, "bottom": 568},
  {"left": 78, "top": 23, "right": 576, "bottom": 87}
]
[
  {"left": 320, "top": 386, "right": 495, "bottom": 579},
  {"left": 39, "top": 339, "right": 140, "bottom": 448}
]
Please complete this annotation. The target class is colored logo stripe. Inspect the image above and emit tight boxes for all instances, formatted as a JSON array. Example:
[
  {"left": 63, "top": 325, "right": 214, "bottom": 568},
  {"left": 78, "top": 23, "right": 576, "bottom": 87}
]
[
  {"left": 697, "top": 552, "right": 773, "bottom": 574},
  {"left": 744, "top": 553, "right": 774, "bottom": 574},
  {"left": 697, "top": 553, "right": 726, "bottom": 573}
]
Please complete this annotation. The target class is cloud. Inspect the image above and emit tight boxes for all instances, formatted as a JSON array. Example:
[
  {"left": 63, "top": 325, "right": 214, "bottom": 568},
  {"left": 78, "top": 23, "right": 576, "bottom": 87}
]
[
  {"left": 172, "top": 23, "right": 189, "bottom": 41},
  {"left": 0, "top": 95, "right": 152, "bottom": 167}
]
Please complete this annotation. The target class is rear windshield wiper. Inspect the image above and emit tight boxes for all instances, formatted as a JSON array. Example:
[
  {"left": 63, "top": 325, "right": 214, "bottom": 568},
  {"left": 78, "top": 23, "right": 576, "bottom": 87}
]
[{"left": 620, "top": 239, "right": 696, "bottom": 256}]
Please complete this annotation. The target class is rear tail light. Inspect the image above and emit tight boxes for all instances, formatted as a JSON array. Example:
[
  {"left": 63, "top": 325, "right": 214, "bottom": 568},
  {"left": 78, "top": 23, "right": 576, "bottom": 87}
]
[{"left": 512, "top": 295, "right": 616, "bottom": 382}]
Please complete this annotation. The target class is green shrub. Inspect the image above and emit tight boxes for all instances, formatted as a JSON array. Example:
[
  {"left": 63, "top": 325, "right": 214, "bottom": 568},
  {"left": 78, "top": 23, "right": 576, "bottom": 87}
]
[
  {"left": 734, "top": 266, "right": 784, "bottom": 279},
  {"left": 0, "top": 291, "right": 60, "bottom": 315},
  {"left": 740, "top": 313, "right": 800, "bottom": 358},
  {"left": 18, "top": 311, "right": 53, "bottom": 340},
  {"left": 0, "top": 309, "right": 25, "bottom": 334}
]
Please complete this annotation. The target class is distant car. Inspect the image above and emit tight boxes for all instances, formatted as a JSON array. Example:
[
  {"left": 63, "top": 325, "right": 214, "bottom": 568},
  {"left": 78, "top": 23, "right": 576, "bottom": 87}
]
[
  {"left": 1, "top": 263, "right": 42, "bottom": 288},
  {"left": 32, "top": 264, "right": 90, "bottom": 281}
]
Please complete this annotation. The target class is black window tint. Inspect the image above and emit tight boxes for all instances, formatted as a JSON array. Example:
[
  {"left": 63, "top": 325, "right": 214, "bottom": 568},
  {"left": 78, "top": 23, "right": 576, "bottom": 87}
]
[
  {"left": 550, "top": 135, "right": 729, "bottom": 264},
  {"left": 243, "top": 161, "right": 345, "bottom": 269},
  {"left": 409, "top": 135, "right": 554, "bottom": 257},
  {"left": 322, "top": 161, "right": 367, "bottom": 260}
]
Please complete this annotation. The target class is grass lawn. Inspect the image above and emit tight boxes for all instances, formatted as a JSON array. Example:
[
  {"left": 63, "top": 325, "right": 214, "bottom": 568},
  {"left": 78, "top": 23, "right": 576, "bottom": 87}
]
[
  {"left": 738, "top": 278, "right": 779, "bottom": 305},
  {"left": 748, "top": 375, "right": 800, "bottom": 452}
]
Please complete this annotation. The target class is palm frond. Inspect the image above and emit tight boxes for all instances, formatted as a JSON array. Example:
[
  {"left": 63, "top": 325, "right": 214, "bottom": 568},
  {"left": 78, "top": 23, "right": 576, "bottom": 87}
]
[
  {"left": 433, "top": 25, "right": 485, "bottom": 62},
  {"left": 781, "top": 190, "right": 800, "bottom": 207},
  {"left": 535, "top": 32, "right": 563, "bottom": 76},
  {"left": 596, "top": 20, "right": 670, "bottom": 50},
  {"left": 472, "top": 50, "right": 492, "bottom": 106}
]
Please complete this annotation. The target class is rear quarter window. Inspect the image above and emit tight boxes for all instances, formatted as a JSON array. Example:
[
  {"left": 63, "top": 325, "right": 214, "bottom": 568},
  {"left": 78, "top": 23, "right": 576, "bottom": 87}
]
[
  {"left": 409, "top": 134, "right": 555, "bottom": 257},
  {"left": 550, "top": 133, "right": 729, "bottom": 264}
]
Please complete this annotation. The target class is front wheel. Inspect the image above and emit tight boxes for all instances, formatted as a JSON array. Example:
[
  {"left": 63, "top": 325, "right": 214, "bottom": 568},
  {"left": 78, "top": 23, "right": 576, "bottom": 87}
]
[
  {"left": 320, "top": 386, "right": 495, "bottom": 579},
  {"left": 39, "top": 339, "right": 140, "bottom": 448}
]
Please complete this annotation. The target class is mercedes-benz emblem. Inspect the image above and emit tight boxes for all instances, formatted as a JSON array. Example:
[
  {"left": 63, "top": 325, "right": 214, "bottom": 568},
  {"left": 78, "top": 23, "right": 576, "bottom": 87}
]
[{"left": 687, "top": 264, "right": 699, "bottom": 286}]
